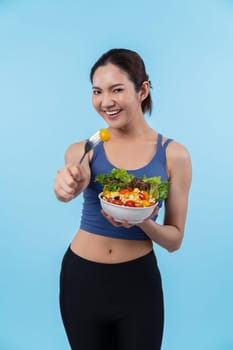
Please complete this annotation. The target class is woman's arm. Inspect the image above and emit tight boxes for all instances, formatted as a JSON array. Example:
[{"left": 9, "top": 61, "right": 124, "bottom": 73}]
[
  {"left": 54, "top": 142, "right": 91, "bottom": 202},
  {"left": 137, "top": 141, "right": 192, "bottom": 252}
]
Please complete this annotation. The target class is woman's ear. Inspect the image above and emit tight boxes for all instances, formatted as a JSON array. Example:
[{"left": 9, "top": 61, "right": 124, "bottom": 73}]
[{"left": 139, "top": 81, "right": 150, "bottom": 102}]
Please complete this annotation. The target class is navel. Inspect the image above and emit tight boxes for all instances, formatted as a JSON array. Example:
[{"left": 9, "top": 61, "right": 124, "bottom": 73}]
[{"left": 108, "top": 249, "right": 112, "bottom": 254}]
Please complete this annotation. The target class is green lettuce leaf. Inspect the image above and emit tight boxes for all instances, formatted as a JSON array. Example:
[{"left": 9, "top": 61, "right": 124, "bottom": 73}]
[{"left": 95, "top": 168, "right": 170, "bottom": 200}]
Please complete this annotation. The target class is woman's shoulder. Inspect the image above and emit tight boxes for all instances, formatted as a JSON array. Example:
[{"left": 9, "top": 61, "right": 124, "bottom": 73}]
[
  {"left": 169, "top": 140, "right": 190, "bottom": 156},
  {"left": 165, "top": 138, "right": 192, "bottom": 176},
  {"left": 161, "top": 134, "right": 190, "bottom": 159}
]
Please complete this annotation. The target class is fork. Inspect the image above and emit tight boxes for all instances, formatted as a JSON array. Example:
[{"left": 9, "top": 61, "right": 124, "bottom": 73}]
[{"left": 79, "top": 131, "right": 102, "bottom": 164}]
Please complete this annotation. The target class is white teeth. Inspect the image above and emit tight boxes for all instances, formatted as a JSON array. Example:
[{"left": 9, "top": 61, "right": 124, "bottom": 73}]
[{"left": 105, "top": 110, "right": 120, "bottom": 115}]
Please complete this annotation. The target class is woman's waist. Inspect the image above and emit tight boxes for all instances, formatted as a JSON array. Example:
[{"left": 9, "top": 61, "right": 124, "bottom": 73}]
[{"left": 71, "top": 229, "right": 153, "bottom": 264}]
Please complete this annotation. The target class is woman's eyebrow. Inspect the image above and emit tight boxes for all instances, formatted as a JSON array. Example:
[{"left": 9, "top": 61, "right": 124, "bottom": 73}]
[{"left": 92, "top": 83, "right": 125, "bottom": 90}]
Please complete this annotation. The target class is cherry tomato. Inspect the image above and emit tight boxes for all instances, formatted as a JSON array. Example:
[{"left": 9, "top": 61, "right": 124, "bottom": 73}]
[
  {"left": 119, "top": 189, "right": 131, "bottom": 194},
  {"left": 124, "top": 200, "right": 136, "bottom": 207},
  {"left": 139, "top": 192, "right": 146, "bottom": 200},
  {"left": 112, "top": 199, "right": 123, "bottom": 206},
  {"left": 99, "top": 128, "right": 110, "bottom": 142},
  {"left": 134, "top": 203, "right": 143, "bottom": 207}
]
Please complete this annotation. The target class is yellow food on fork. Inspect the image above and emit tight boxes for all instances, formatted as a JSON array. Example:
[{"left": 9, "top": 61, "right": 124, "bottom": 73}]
[
  {"left": 79, "top": 128, "right": 110, "bottom": 164},
  {"left": 99, "top": 128, "right": 111, "bottom": 142}
]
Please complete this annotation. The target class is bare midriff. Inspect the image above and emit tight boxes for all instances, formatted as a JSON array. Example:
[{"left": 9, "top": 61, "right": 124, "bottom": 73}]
[{"left": 70, "top": 229, "right": 153, "bottom": 264}]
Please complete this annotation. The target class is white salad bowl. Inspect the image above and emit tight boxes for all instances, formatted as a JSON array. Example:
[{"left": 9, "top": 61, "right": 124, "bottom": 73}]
[{"left": 98, "top": 192, "right": 157, "bottom": 224}]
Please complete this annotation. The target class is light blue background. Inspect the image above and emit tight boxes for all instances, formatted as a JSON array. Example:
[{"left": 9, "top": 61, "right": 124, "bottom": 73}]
[{"left": 1, "top": 1, "right": 233, "bottom": 349}]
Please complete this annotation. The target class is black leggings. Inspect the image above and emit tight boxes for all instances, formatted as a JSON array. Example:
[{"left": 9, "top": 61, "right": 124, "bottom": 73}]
[{"left": 59, "top": 246, "right": 164, "bottom": 350}]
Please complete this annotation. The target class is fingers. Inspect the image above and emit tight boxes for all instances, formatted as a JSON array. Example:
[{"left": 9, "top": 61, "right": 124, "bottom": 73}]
[
  {"left": 66, "top": 164, "right": 81, "bottom": 182},
  {"left": 151, "top": 205, "right": 159, "bottom": 218},
  {"left": 54, "top": 164, "right": 82, "bottom": 202},
  {"left": 144, "top": 205, "right": 159, "bottom": 221},
  {"left": 101, "top": 210, "right": 133, "bottom": 228}
]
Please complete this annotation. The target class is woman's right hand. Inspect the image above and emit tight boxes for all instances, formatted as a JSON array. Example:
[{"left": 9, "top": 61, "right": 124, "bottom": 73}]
[{"left": 54, "top": 163, "right": 88, "bottom": 202}]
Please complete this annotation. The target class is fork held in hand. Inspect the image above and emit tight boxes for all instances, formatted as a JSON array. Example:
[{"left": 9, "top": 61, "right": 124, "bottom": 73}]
[{"left": 79, "top": 131, "right": 101, "bottom": 164}]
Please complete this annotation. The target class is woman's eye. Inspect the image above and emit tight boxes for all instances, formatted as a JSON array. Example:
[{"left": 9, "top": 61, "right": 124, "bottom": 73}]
[
  {"left": 113, "top": 88, "right": 123, "bottom": 93},
  {"left": 93, "top": 90, "right": 101, "bottom": 95}
]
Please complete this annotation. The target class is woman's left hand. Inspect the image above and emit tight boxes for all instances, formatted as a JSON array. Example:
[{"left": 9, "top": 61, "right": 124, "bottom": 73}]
[{"left": 101, "top": 210, "right": 134, "bottom": 228}]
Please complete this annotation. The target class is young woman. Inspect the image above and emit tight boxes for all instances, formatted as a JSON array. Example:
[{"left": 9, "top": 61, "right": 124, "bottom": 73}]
[{"left": 54, "top": 48, "right": 192, "bottom": 350}]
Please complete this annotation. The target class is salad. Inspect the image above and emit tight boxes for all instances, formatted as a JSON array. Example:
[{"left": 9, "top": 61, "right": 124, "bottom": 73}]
[{"left": 95, "top": 168, "right": 170, "bottom": 208}]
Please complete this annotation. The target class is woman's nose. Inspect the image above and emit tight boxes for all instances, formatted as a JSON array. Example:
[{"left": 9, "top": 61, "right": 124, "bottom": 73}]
[{"left": 101, "top": 93, "right": 115, "bottom": 108}]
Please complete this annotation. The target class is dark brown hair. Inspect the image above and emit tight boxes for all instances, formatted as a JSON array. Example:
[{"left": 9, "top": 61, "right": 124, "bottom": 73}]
[{"left": 90, "top": 48, "right": 152, "bottom": 115}]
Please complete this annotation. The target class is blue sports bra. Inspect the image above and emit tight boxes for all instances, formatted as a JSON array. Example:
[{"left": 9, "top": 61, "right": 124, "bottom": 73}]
[{"left": 80, "top": 133, "right": 173, "bottom": 240}]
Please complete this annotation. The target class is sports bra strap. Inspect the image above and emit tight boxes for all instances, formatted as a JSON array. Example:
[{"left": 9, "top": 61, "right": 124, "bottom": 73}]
[
  {"left": 162, "top": 138, "right": 173, "bottom": 149},
  {"left": 156, "top": 133, "right": 173, "bottom": 160},
  {"left": 157, "top": 133, "right": 163, "bottom": 149},
  {"left": 157, "top": 133, "right": 173, "bottom": 149}
]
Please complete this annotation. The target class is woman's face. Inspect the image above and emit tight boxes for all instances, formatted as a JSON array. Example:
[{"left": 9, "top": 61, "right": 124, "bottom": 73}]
[{"left": 92, "top": 63, "right": 144, "bottom": 127}]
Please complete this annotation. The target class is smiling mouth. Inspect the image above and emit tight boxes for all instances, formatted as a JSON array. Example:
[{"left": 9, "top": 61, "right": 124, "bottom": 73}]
[{"left": 104, "top": 109, "right": 122, "bottom": 117}]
